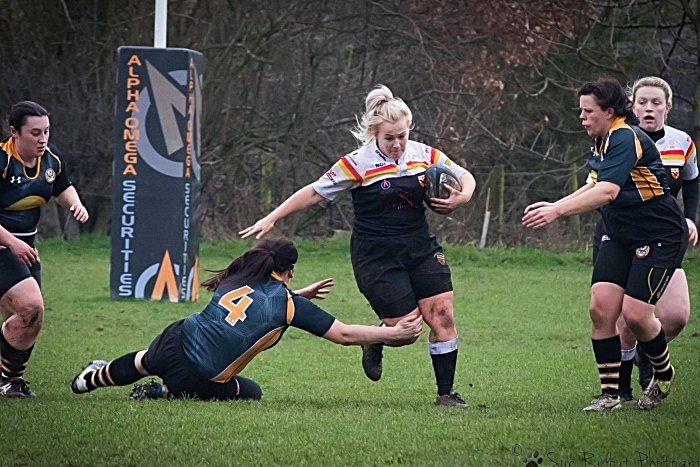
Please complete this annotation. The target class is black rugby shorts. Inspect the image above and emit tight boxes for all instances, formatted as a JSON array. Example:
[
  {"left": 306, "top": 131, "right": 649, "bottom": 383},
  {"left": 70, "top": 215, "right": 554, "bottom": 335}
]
[
  {"left": 0, "top": 247, "right": 41, "bottom": 298},
  {"left": 351, "top": 231, "right": 453, "bottom": 319},
  {"left": 592, "top": 237, "right": 684, "bottom": 305}
]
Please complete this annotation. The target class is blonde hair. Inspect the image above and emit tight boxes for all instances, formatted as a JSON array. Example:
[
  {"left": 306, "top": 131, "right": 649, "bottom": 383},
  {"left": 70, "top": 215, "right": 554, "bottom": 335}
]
[
  {"left": 631, "top": 76, "right": 673, "bottom": 110},
  {"left": 351, "top": 85, "right": 413, "bottom": 146}
]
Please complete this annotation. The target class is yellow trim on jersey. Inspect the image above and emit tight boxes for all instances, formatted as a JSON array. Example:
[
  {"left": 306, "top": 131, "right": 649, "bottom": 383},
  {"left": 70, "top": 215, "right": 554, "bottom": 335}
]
[
  {"left": 1, "top": 138, "right": 16, "bottom": 179},
  {"left": 45, "top": 146, "right": 62, "bottom": 174},
  {"left": 270, "top": 272, "right": 284, "bottom": 281},
  {"left": 687, "top": 140, "right": 696, "bottom": 162},
  {"left": 631, "top": 167, "right": 664, "bottom": 201},
  {"left": 364, "top": 165, "right": 399, "bottom": 182},
  {"left": 5, "top": 196, "right": 47, "bottom": 211},
  {"left": 285, "top": 290, "right": 295, "bottom": 325},
  {"left": 634, "top": 135, "right": 643, "bottom": 162},
  {"left": 212, "top": 327, "right": 286, "bottom": 383},
  {"left": 0, "top": 137, "right": 44, "bottom": 180}
]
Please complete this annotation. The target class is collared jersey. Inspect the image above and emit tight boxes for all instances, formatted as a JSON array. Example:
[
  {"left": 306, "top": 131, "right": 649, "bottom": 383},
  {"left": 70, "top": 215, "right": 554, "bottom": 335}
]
[
  {"left": 181, "top": 273, "right": 336, "bottom": 383},
  {"left": 312, "top": 140, "right": 467, "bottom": 237},
  {"left": 654, "top": 125, "right": 698, "bottom": 197},
  {"left": 0, "top": 138, "right": 71, "bottom": 237},
  {"left": 587, "top": 117, "right": 669, "bottom": 208}
]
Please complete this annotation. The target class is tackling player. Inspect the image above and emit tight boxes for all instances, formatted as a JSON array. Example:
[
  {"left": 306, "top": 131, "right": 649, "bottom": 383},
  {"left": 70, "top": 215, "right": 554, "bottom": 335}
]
[{"left": 71, "top": 238, "right": 423, "bottom": 401}]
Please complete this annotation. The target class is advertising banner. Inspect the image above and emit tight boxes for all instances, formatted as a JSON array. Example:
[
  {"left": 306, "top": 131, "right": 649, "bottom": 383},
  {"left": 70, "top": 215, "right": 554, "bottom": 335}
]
[{"left": 110, "top": 46, "right": 203, "bottom": 302}]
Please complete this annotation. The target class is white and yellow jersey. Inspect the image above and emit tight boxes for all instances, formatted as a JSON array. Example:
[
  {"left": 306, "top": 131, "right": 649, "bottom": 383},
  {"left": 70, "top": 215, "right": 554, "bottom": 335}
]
[
  {"left": 312, "top": 140, "right": 467, "bottom": 237},
  {"left": 312, "top": 140, "right": 467, "bottom": 201},
  {"left": 656, "top": 125, "right": 698, "bottom": 191}
]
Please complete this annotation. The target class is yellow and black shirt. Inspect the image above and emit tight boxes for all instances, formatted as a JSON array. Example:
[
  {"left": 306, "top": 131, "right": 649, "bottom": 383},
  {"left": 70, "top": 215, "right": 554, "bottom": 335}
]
[
  {"left": 589, "top": 117, "right": 686, "bottom": 247},
  {"left": 0, "top": 137, "right": 71, "bottom": 237},
  {"left": 181, "top": 273, "right": 336, "bottom": 383},
  {"left": 588, "top": 116, "right": 669, "bottom": 208}
]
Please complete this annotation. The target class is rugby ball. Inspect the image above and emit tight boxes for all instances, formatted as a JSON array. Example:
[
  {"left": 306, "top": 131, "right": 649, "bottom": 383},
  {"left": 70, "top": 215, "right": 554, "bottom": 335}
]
[{"left": 423, "top": 164, "right": 461, "bottom": 212}]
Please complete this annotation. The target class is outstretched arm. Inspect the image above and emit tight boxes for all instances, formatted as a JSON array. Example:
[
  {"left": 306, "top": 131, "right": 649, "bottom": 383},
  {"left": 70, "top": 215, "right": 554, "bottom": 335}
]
[
  {"left": 322, "top": 314, "right": 423, "bottom": 346},
  {"left": 523, "top": 181, "right": 618, "bottom": 229},
  {"left": 293, "top": 278, "right": 334, "bottom": 300},
  {"left": 239, "top": 185, "right": 325, "bottom": 239},
  {"left": 55, "top": 186, "right": 89, "bottom": 223}
]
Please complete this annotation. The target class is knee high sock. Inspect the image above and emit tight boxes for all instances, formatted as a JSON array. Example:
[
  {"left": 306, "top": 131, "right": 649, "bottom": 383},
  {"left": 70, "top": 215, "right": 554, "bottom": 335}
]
[
  {"left": 0, "top": 330, "right": 33, "bottom": 380},
  {"left": 591, "top": 336, "right": 621, "bottom": 396},
  {"left": 618, "top": 345, "right": 636, "bottom": 394},
  {"left": 429, "top": 338, "right": 459, "bottom": 396},
  {"left": 86, "top": 352, "right": 144, "bottom": 390},
  {"left": 639, "top": 329, "right": 673, "bottom": 381}
]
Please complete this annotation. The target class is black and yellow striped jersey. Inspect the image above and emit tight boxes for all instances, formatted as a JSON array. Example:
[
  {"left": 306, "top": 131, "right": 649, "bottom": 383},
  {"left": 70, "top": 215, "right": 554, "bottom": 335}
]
[
  {"left": 588, "top": 117, "right": 669, "bottom": 208},
  {"left": 0, "top": 137, "right": 71, "bottom": 236},
  {"left": 181, "top": 273, "right": 336, "bottom": 383}
]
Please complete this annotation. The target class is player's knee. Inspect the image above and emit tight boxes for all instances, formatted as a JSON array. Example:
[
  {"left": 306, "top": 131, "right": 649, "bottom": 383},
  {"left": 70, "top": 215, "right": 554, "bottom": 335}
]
[
  {"left": 588, "top": 303, "right": 612, "bottom": 331},
  {"left": 236, "top": 376, "right": 262, "bottom": 401},
  {"left": 15, "top": 298, "right": 44, "bottom": 331},
  {"left": 660, "top": 314, "right": 688, "bottom": 337},
  {"left": 620, "top": 308, "right": 647, "bottom": 336}
]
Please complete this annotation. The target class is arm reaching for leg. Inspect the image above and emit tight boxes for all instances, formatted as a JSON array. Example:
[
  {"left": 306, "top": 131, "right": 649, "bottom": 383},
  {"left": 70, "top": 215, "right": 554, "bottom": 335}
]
[{"left": 322, "top": 314, "right": 423, "bottom": 346}]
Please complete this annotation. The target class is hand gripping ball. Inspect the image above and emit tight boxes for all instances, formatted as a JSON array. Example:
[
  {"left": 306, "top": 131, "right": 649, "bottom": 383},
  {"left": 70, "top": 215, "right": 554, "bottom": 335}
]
[{"left": 423, "top": 164, "right": 461, "bottom": 213}]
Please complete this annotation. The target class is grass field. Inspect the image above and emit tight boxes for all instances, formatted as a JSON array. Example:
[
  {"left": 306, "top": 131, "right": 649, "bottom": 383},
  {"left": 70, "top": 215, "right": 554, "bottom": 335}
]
[{"left": 1, "top": 235, "right": 699, "bottom": 466}]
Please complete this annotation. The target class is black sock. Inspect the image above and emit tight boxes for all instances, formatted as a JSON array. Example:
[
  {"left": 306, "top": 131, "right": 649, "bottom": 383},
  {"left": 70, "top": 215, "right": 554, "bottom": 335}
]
[
  {"left": 89, "top": 352, "right": 143, "bottom": 389},
  {"left": 0, "top": 331, "right": 33, "bottom": 379},
  {"left": 618, "top": 359, "right": 634, "bottom": 395},
  {"left": 430, "top": 349, "right": 458, "bottom": 396},
  {"left": 591, "top": 336, "right": 621, "bottom": 396},
  {"left": 235, "top": 375, "right": 262, "bottom": 401},
  {"left": 639, "top": 329, "right": 673, "bottom": 381}
]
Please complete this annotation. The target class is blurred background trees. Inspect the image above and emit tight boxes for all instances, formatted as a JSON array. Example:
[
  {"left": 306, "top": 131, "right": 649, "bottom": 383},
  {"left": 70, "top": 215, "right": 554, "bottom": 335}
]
[{"left": 1, "top": 0, "right": 698, "bottom": 249}]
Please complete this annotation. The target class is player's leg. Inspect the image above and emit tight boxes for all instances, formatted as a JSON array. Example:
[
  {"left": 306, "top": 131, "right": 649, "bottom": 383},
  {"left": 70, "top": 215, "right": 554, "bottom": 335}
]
[
  {"left": 623, "top": 264, "right": 677, "bottom": 410},
  {"left": 616, "top": 315, "right": 637, "bottom": 404},
  {"left": 417, "top": 291, "right": 465, "bottom": 407},
  {"left": 351, "top": 236, "right": 420, "bottom": 382},
  {"left": 190, "top": 374, "right": 262, "bottom": 401},
  {"left": 409, "top": 237, "right": 462, "bottom": 406},
  {"left": 71, "top": 320, "right": 184, "bottom": 396},
  {"left": 584, "top": 239, "right": 628, "bottom": 412},
  {"left": 585, "top": 282, "right": 624, "bottom": 411},
  {"left": 71, "top": 350, "right": 149, "bottom": 394},
  {"left": 654, "top": 269, "right": 690, "bottom": 340},
  {"left": 0, "top": 254, "right": 43, "bottom": 398},
  {"left": 634, "top": 268, "right": 690, "bottom": 391}
]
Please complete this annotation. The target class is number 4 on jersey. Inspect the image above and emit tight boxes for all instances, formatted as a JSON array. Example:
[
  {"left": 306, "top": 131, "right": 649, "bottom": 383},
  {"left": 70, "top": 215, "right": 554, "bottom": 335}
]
[{"left": 219, "top": 286, "right": 254, "bottom": 326}]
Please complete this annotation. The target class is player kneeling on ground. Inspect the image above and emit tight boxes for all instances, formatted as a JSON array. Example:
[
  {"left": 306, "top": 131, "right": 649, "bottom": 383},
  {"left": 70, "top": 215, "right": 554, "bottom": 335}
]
[{"left": 71, "top": 237, "right": 423, "bottom": 401}]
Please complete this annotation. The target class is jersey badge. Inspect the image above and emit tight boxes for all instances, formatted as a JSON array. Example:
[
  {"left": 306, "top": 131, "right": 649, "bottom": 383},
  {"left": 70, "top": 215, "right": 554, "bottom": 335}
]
[
  {"left": 635, "top": 245, "right": 650, "bottom": 258},
  {"left": 434, "top": 252, "right": 446, "bottom": 265},
  {"left": 671, "top": 168, "right": 680, "bottom": 179},
  {"left": 45, "top": 168, "right": 56, "bottom": 183}
]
